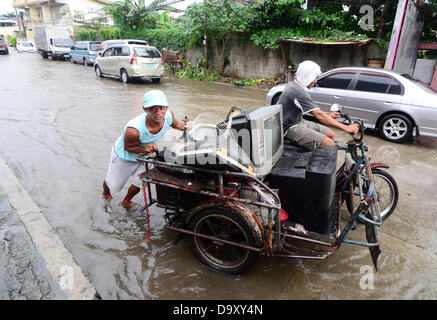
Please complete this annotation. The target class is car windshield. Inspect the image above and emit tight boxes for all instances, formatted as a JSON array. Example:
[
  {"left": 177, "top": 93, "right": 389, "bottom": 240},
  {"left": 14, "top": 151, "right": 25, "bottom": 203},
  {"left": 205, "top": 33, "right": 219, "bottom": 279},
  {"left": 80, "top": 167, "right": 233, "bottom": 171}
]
[
  {"left": 134, "top": 47, "right": 161, "bottom": 58},
  {"left": 22, "top": 42, "right": 34, "bottom": 47},
  {"left": 400, "top": 73, "right": 437, "bottom": 94},
  {"left": 90, "top": 43, "right": 100, "bottom": 51},
  {"left": 54, "top": 38, "right": 73, "bottom": 47}
]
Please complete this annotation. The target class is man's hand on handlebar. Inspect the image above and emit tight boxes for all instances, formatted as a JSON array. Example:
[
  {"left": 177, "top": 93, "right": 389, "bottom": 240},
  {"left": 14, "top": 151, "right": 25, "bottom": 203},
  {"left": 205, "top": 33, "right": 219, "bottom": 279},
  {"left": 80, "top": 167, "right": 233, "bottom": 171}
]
[
  {"left": 143, "top": 144, "right": 157, "bottom": 155},
  {"left": 345, "top": 123, "right": 359, "bottom": 136}
]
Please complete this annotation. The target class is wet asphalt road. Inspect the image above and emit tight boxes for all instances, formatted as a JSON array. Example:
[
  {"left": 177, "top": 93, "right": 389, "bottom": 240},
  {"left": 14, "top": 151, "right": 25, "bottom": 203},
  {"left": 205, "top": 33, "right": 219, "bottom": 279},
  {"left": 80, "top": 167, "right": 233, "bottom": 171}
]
[{"left": 1, "top": 51, "right": 437, "bottom": 299}]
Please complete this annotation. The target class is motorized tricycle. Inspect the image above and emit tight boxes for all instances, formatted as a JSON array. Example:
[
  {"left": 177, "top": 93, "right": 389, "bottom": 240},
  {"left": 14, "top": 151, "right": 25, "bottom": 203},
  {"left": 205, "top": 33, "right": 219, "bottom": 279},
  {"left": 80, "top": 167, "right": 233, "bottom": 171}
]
[{"left": 136, "top": 104, "right": 398, "bottom": 275}]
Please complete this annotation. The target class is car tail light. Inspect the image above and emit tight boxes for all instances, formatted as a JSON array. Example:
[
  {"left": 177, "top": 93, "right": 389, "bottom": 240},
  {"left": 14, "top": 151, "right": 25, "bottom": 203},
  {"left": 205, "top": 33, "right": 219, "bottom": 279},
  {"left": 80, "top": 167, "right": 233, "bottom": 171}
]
[
  {"left": 88, "top": 53, "right": 95, "bottom": 56},
  {"left": 130, "top": 54, "right": 137, "bottom": 65},
  {"left": 161, "top": 55, "right": 164, "bottom": 63}
]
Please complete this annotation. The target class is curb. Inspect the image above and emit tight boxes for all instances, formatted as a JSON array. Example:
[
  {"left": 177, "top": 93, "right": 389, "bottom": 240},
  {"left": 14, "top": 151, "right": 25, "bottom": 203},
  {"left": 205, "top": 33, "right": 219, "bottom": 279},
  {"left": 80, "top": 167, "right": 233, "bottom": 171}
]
[{"left": 0, "top": 156, "right": 98, "bottom": 300}]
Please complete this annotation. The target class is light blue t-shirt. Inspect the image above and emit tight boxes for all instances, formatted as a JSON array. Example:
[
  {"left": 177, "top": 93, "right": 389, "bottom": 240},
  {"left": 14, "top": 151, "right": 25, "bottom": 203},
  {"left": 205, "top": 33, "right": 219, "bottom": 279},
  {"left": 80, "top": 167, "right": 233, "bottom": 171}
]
[{"left": 115, "top": 111, "right": 173, "bottom": 162}]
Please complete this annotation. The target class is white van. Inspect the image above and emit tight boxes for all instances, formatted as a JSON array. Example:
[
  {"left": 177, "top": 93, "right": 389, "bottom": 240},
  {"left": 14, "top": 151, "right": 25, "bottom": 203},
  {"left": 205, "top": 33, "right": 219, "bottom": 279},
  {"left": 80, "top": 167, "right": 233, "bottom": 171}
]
[{"left": 97, "top": 39, "right": 148, "bottom": 57}]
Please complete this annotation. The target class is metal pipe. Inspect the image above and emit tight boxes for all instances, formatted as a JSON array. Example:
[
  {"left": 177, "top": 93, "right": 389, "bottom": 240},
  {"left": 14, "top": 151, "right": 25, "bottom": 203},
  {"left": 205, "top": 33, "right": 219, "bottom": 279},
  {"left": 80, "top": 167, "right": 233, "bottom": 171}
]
[
  {"left": 164, "top": 225, "right": 264, "bottom": 253},
  {"left": 142, "top": 179, "right": 280, "bottom": 210}
]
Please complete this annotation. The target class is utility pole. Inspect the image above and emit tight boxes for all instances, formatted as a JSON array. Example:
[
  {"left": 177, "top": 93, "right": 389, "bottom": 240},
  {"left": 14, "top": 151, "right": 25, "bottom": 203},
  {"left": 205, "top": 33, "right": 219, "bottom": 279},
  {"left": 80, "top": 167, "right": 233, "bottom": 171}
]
[{"left": 14, "top": 7, "right": 23, "bottom": 36}]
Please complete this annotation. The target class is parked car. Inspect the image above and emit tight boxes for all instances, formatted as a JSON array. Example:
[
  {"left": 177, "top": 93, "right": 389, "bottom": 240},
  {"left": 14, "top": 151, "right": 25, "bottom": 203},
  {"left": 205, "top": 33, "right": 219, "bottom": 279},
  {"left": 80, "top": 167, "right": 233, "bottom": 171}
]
[
  {"left": 266, "top": 67, "right": 437, "bottom": 143},
  {"left": 94, "top": 43, "right": 164, "bottom": 84},
  {"left": 0, "top": 37, "right": 9, "bottom": 54},
  {"left": 16, "top": 41, "right": 36, "bottom": 53},
  {"left": 97, "top": 39, "right": 148, "bottom": 57},
  {"left": 70, "top": 41, "right": 101, "bottom": 66}
]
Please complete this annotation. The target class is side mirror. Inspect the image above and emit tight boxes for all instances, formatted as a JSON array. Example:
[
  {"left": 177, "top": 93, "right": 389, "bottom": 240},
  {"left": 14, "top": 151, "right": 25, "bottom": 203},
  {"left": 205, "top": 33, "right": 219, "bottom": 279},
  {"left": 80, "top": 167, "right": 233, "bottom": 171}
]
[
  {"left": 50, "top": 39, "right": 53, "bottom": 45},
  {"left": 71, "top": 46, "right": 74, "bottom": 49},
  {"left": 330, "top": 103, "right": 342, "bottom": 113}
]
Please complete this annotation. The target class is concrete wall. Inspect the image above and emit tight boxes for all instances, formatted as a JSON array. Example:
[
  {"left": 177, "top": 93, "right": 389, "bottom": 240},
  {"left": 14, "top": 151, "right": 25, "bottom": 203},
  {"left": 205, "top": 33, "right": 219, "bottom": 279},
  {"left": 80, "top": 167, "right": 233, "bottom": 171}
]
[{"left": 186, "top": 39, "right": 386, "bottom": 79}]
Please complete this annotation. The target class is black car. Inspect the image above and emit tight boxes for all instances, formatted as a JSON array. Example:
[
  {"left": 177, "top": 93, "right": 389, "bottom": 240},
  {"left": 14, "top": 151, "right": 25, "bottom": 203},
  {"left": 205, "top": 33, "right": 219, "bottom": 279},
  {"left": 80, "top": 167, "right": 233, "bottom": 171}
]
[{"left": 0, "top": 38, "right": 9, "bottom": 54}]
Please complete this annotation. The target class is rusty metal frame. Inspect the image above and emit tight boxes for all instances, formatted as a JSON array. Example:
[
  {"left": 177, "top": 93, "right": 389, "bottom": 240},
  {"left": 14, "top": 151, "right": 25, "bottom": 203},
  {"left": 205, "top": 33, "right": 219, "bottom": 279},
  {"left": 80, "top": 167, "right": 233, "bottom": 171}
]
[{"left": 137, "top": 149, "right": 380, "bottom": 260}]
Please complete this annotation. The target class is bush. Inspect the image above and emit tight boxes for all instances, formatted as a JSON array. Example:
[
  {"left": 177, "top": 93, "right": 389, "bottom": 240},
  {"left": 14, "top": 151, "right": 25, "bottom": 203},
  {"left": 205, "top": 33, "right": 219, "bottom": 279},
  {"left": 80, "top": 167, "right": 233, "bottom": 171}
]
[
  {"left": 120, "top": 28, "right": 187, "bottom": 51},
  {"left": 99, "top": 28, "right": 121, "bottom": 41},
  {"left": 76, "top": 30, "right": 97, "bottom": 41},
  {"left": 174, "top": 60, "right": 220, "bottom": 82},
  {"left": 6, "top": 35, "right": 16, "bottom": 47}
]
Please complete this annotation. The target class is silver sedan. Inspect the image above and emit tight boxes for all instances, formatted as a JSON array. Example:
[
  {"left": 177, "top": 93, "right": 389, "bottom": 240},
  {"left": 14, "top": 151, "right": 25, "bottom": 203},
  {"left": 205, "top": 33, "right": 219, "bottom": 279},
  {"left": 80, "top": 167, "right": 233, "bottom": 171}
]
[{"left": 266, "top": 67, "right": 437, "bottom": 143}]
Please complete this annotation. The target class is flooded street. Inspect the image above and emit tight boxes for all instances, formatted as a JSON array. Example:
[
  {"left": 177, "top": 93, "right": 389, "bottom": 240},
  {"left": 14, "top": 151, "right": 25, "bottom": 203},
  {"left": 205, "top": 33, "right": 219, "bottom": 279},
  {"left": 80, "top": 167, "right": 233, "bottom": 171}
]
[{"left": 1, "top": 52, "right": 437, "bottom": 300}]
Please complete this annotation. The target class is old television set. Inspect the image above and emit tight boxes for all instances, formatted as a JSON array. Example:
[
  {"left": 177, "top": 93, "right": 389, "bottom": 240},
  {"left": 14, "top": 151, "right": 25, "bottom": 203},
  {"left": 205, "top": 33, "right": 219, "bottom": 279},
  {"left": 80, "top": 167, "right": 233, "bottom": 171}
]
[{"left": 228, "top": 104, "right": 284, "bottom": 177}]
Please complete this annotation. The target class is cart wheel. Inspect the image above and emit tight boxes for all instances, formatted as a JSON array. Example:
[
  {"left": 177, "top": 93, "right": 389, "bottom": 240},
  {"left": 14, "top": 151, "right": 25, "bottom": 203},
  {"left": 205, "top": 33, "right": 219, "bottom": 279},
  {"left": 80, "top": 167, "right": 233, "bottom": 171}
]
[{"left": 188, "top": 206, "right": 259, "bottom": 275}]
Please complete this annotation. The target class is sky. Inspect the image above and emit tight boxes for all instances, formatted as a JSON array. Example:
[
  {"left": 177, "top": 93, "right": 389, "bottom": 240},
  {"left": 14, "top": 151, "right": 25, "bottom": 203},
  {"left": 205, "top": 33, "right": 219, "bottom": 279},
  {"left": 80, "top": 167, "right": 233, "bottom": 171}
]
[
  {"left": 0, "top": 0, "right": 201, "bottom": 15},
  {"left": 0, "top": 0, "right": 14, "bottom": 15}
]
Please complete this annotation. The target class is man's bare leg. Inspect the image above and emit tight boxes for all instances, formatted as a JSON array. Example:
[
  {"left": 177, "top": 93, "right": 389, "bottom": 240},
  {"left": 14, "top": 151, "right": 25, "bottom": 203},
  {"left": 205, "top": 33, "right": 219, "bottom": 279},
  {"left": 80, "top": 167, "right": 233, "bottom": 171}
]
[
  {"left": 121, "top": 184, "right": 141, "bottom": 208},
  {"left": 103, "top": 180, "right": 113, "bottom": 201},
  {"left": 321, "top": 136, "right": 335, "bottom": 147},
  {"left": 326, "top": 130, "right": 335, "bottom": 140}
]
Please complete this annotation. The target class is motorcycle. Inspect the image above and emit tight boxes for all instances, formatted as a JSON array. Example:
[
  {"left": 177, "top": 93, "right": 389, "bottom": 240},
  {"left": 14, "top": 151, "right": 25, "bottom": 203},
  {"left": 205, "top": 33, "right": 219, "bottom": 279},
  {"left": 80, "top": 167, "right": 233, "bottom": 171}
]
[{"left": 135, "top": 105, "right": 397, "bottom": 275}]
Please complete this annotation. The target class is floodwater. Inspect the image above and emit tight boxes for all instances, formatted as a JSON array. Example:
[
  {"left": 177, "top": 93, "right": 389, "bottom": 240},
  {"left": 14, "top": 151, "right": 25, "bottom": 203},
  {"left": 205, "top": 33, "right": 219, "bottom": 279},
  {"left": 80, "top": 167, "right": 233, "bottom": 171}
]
[{"left": 1, "top": 52, "right": 437, "bottom": 300}]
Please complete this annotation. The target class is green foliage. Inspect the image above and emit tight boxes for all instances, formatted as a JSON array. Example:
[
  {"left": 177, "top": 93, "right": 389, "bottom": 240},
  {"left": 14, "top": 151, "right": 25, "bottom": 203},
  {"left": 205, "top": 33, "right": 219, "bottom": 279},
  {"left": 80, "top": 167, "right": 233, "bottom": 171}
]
[
  {"left": 99, "top": 28, "right": 121, "bottom": 40},
  {"left": 76, "top": 30, "right": 97, "bottom": 41},
  {"left": 182, "top": 0, "right": 251, "bottom": 74},
  {"left": 175, "top": 59, "right": 220, "bottom": 82},
  {"left": 6, "top": 35, "right": 16, "bottom": 47},
  {"left": 103, "top": 0, "right": 160, "bottom": 31},
  {"left": 120, "top": 28, "right": 186, "bottom": 51}
]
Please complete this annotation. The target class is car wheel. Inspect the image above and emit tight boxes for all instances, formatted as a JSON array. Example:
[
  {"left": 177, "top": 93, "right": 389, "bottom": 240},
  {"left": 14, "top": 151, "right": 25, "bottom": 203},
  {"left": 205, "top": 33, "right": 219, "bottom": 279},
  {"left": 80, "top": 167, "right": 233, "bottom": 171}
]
[
  {"left": 95, "top": 65, "right": 103, "bottom": 78},
  {"left": 151, "top": 78, "right": 161, "bottom": 84},
  {"left": 272, "top": 93, "right": 282, "bottom": 105},
  {"left": 121, "top": 69, "right": 129, "bottom": 83},
  {"left": 379, "top": 114, "right": 413, "bottom": 143}
]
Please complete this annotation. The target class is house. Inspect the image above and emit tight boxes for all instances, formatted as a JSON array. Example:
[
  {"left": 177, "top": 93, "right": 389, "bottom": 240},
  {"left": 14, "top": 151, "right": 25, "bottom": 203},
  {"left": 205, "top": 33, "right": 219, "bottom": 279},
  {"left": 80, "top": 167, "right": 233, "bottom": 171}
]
[
  {"left": 0, "top": 18, "right": 20, "bottom": 39},
  {"left": 13, "top": 0, "right": 112, "bottom": 41}
]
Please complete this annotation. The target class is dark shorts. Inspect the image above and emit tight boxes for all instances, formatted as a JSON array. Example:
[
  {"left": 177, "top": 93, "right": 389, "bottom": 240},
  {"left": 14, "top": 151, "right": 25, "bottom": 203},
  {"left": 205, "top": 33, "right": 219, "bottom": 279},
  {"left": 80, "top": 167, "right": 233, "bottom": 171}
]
[{"left": 285, "top": 120, "right": 330, "bottom": 151}]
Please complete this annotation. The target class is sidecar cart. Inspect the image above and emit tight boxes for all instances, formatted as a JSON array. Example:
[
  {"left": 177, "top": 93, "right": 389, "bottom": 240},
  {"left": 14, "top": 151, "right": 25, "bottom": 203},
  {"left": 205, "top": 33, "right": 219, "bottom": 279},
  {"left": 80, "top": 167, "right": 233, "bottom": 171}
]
[{"left": 136, "top": 105, "right": 383, "bottom": 275}]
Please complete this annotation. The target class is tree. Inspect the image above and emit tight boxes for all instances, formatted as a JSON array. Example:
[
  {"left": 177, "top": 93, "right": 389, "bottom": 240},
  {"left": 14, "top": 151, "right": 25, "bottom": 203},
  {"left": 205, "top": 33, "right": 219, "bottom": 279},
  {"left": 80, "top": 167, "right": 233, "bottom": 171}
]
[
  {"left": 103, "top": 0, "right": 166, "bottom": 31},
  {"left": 182, "top": 0, "right": 251, "bottom": 75}
]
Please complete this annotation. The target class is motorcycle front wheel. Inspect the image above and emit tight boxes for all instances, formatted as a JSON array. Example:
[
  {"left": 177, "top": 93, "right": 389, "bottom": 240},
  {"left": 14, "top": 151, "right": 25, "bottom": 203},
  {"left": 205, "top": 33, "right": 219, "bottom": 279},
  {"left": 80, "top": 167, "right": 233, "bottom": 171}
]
[{"left": 346, "top": 168, "right": 399, "bottom": 221}]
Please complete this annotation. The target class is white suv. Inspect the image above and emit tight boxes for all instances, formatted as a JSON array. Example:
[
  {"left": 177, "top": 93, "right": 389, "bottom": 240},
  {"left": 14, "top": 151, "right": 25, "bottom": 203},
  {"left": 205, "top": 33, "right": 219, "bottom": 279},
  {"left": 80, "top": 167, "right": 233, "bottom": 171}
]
[{"left": 94, "top": 44, "right": 164, "bottom": 83}]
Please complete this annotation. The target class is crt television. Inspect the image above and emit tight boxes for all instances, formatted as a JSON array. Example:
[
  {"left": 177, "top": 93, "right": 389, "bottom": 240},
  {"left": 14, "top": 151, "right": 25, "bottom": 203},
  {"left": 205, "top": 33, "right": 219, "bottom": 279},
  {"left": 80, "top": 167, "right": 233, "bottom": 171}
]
[{"left": 228, "top": 104, "right": 284, "bottom": 177}]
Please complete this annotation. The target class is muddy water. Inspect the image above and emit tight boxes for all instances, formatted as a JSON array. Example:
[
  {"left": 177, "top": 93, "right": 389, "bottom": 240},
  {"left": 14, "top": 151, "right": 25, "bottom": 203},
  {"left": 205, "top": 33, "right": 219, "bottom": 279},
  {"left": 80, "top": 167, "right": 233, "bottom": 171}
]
[{"left": 1, "top": 52, "right": 437, "bottom": 299}]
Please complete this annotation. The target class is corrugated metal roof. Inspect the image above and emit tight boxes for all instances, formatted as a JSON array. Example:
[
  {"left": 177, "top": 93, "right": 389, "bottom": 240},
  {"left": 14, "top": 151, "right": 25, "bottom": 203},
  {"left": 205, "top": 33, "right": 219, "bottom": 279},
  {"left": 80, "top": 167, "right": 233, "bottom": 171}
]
[{"left": 275, "top": 38, "right": 372, "bottom": 45}]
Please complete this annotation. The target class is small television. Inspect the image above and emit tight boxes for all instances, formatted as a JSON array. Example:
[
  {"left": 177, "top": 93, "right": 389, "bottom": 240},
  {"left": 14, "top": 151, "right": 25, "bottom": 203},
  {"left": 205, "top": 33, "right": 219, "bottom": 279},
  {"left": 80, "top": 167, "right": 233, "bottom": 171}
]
[{"left": 229, "top": 104, "right": 284, "bottom": 177}]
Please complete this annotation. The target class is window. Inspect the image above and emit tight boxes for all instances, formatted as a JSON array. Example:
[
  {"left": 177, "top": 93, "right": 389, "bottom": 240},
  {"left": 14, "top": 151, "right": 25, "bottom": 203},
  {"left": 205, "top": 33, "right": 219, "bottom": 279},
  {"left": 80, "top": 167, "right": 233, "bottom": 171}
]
[
  {"left": 134, "top": 47, "right": 161, "bottom": 58},
  {"left": 89, "top": 43, "right": 100, "bottom": 51},
  {"left": 353, "top": 74, "right": 396, "bottom": 94},
  {"left": 77, "top": 43, "right": 87, "bottom": 50},
  {"left": 103, "top": 48, "right": 113, "bottom": 57},
  {"left": 121, "top": 46, "right": 130, "bottom": 56},
  {"left": 316, "top": 73, "right": 355, "bottom": 90},
  {"left": 112, "top": 47, "right": 122, "bottom": 56},
  {"left": 74, "top": 10, "right": 84, "bottom": 20},
  {"left": 386, "top": 79, "right": 403, "bottom": 95}
]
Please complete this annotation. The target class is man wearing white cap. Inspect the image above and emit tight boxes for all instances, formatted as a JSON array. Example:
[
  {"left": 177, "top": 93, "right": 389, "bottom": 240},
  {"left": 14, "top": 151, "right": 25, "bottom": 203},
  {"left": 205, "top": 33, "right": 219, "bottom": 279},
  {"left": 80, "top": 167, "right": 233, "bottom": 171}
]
[
  {"left": 278, "top": 60, "right": 359, "bottom": 150},
  {"left": 103, "top": 90, "right": 185, "bottom": 208}
]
